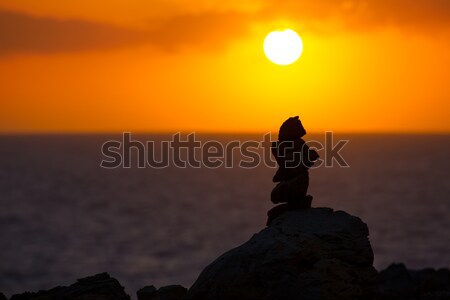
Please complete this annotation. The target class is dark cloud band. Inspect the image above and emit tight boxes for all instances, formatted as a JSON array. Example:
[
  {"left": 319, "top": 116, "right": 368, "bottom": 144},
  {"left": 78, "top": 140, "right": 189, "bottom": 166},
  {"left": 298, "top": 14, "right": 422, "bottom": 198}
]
[{"left": 0, "top": 0, "right": 449, "bottom": 55}]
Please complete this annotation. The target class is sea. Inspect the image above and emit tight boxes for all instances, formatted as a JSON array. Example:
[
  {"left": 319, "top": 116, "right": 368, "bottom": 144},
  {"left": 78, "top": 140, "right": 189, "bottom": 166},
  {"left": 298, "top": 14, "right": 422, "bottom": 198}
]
[{"left": 0, "top": 133, "right": 449, "bottom": 297}]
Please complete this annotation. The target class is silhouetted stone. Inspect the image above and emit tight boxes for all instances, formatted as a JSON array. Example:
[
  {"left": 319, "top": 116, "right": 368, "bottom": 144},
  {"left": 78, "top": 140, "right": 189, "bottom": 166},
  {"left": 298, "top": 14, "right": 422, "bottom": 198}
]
[
  {"left": 266, "top": 196, "right": 312, "bottom": 225},
  {"left": 186, "top": 207, "right": 378, "bottom": 300},
  {"left": 0, "top": 293, "right": 7, "bottom": 300},
  {"left": 379, "top": 263, "right": 415, "bottom": 299},
  {"left": 137, "top": 285, "right": 187, "bottom": 300},
  {"left": 10, "top": 272, "right": 129, "bottom": 300},
  {"left": 411, "top": 268, "right": 450, "bottom": 295},
  {"left": 158, "top": 285, "right": 187, "bottom": 300},
  {"left": 271, "top": 173, "right": 310, "bottom": 204},
  {"left": 271, "top": 116, "right": 319, "bottom": 204},
  {"left": 379, "top": 263, "right": 450, "bottom": 300},
  {"left": 278, "top": 115, "right": 307, "bottom": 140},
  {"left": 137, "top": 286, "right": 158, "bottom": 300},
  {"left": 421, "top": 292, "right": 450, "bottom": 300}
]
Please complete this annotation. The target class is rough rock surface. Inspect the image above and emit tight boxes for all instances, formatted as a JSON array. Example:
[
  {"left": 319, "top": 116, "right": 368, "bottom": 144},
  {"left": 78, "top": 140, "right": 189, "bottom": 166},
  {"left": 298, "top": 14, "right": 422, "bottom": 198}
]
[
  {"left": 379, "top": 263, "right": 450, "bottom": 300},
  {"left": 137, "top": 285, "right": 187, "bottom": 300},
  {"left": 186, "top": 207, "right": 379, "bottom": 300},
  {"left": 137, "top": 286, "right": 158, "bottom": 300},
  {"left": 10, "top": 273, "right": 130, "bottom": 300},
  {"left": 266, "top": 199, "right": 312, "bottom": 225}
]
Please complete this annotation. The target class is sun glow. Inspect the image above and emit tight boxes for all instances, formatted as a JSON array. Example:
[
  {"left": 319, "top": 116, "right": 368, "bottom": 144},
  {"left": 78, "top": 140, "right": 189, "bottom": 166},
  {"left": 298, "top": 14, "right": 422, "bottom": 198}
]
[{"left": 264, "top": 29, "right": 303, "bottom": 65}]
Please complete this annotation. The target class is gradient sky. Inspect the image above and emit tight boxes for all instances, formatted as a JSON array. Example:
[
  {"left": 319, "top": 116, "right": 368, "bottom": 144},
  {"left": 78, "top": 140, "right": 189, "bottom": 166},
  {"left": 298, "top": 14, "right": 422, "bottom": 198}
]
[{"left": 0, "top": 0, "right": 449, "bottom": 133}]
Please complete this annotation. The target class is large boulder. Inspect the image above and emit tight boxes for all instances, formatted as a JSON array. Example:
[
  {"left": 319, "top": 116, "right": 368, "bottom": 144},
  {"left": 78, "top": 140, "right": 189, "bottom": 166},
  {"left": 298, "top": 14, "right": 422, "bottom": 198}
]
[
  {"left": 379, "top": 263, "right": 450, "bottom": 300},
  {"left": 137, "top": 285, "right": 187, "bottom": 300},
  {"left": 186, "top": 207, "right": 379, "bottom": 300},
  {"left": 10, "top": 273, "right": 130, "bottom": 300}
]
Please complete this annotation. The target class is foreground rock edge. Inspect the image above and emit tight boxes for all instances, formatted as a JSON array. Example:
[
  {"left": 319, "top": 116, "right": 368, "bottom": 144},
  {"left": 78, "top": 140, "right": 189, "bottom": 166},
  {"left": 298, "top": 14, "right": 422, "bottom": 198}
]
[{"left": 4, "top": 208, "right": 450, "bottom": 300}]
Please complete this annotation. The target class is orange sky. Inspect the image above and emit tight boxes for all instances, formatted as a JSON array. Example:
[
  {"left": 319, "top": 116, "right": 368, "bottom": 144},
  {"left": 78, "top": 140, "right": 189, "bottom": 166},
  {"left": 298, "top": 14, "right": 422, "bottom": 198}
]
[{"left": 0, "top": 0, "right": 449, "bottom": 133}]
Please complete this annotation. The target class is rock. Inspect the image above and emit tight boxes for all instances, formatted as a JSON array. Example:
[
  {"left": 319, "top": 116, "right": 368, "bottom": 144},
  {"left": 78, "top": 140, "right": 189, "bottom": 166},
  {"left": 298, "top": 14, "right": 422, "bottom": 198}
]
[
  {"left": 420, "top": 291, "right": 450, "bottom": 300},
  {"left": 158, "top": 285, "right": 187, "bottom": 300},
  {"left": 410, "top": 267, "right": 450, "bottom": 295},
  {"left": 266, "top": 197, "right": 312, "bottom": 225},
  {"left": 137, "top": 285, "right": 187, "bottom": 300},
  {"left": 270, "top": 175, "right": 311, "bottom": 205},
  {"left": 379, "top": 263, "right": 416, "bottom": 299},
  {"left": 0, "top": 293, "right": 7, "bottom": 300},
  {"left": 186, "top": 207, "right": 378, "bottom": 300},
  {"left": 10, "top": 272, "right": 130, "bottom": 300},
  {"left": 270, "top": 116, "right": 319, "bottom": 203},
  {"left": 137, "top": 286, "right": 158, "bottom": 300},
  {"left": 379, "top": 263, "right": 450, "bottom": 300}
]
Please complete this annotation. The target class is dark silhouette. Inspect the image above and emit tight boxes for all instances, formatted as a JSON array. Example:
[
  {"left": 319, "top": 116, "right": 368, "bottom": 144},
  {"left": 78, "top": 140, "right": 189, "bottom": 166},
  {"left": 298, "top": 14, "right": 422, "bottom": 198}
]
[
  {"left": 267, "top": 116, "right": 319, "bottom": 225},
  {"left": 186, "top": 208, "right": 379, "bottom": 300},
  {"left": 270, "top": 116, "right": 319, "bottom": 206}
]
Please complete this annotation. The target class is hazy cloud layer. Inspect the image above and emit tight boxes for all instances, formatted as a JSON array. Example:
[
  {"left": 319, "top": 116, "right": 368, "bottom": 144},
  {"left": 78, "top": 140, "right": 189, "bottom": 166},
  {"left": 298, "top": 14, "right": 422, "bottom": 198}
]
[
  {"left": 265, "top": 0, "right": 450, "bottom": 30},
  {"left": 0, "top": 10, "right": 250, "bottom": 55},
  {"left": 0, "top": 11, "right": 147, "bottom": 54},
  {"left": 0, "top": 0, "right": 449, "bottom": 55}
]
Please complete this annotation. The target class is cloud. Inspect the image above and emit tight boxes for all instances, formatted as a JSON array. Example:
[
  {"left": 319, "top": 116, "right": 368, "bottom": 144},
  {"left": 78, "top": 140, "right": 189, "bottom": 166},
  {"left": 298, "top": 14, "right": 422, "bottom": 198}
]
[
  {"left": 259, "top": 0, "right": 450, "bottom": 31},
  {"left": 146, "top": 11, "right": 251, "bottom": 51},
  {"left": 1, "top": 1, "right": 449, "bottom": 55},
  {"left": 352, "top": 0, "right": 450, "bottom": 29},
  {"left": 0, "top": 11, "right": 149, "bottom": 54},
  {"left": 0, "top": 10, "right": 251, "bottom": 55}
]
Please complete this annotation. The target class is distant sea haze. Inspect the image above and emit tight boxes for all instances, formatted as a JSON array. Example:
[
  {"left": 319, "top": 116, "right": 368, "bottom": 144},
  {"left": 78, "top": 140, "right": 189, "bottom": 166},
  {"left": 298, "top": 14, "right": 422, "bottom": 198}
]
[
  {"left": 0, "top": 134, "right": 449, "bottom": 297},
  {"left": 99, "top": 132, "right": 349, "bottom": 169}
]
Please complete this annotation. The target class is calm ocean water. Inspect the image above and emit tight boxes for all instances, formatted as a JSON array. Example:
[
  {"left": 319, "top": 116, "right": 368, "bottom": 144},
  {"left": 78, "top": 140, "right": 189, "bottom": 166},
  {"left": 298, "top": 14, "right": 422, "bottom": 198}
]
[{"left": 0, "top": 134, "right": 449, "bottom": 297}]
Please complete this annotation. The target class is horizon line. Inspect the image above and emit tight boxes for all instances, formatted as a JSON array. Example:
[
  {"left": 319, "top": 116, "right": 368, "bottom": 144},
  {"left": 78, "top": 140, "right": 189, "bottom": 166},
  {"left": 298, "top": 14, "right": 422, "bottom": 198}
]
[{"left": 0, "top": 130, "right": 449, "bottom": 136}]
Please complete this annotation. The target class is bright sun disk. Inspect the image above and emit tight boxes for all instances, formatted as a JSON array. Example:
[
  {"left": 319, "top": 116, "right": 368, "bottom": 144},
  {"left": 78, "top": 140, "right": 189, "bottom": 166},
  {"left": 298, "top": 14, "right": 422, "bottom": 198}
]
[{"left": 264, "top": 29, "right": 303, "bottom": 65}]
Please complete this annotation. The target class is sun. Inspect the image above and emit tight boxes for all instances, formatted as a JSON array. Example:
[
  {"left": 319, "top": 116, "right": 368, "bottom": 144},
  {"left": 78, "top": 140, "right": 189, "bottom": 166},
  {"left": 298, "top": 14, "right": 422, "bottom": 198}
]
[{"left": 264, "top": 29, "right": 303, "bottom": 65}]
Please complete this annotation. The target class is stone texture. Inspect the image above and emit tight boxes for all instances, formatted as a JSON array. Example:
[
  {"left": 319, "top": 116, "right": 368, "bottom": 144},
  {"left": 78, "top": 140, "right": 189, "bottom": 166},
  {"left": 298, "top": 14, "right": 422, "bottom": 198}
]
[
  {"left": 137, "top": 286, "right": 158, "bottom": 300},
  {"left": 270, "top": 116, "right": 319, "bottom": 204},
  {"left": 10, "top": 272, "right": 130, "bottom": 300},
  {"left": 379, "top": 263, "right": 450, "bottom": 300},
  {"left": 266, "top": 197, "right": 312, "bottom": 225},
  {"left": 186, "top": 207, "right": 379, "bottom": 300},
  {"left": 137, "top": 285, "right": 187, "bottom": 300},
  {"left": 157, "top": 285, "right": 187, "bottom": 300}
]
